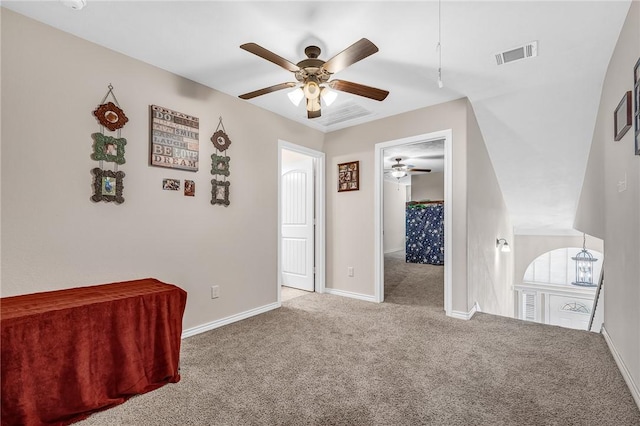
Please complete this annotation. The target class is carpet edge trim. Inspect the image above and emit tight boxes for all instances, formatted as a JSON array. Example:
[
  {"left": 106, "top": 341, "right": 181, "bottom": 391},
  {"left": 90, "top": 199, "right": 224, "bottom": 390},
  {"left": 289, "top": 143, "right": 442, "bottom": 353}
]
[
  {"left": 602, "top": 325, "right": 640, "bottom": 410},
  {"left": 323, "top": 288, "right": 377, "bottom": 302},
  {"left": 181, "top": 302, "right": 281, "bottom": 339}
]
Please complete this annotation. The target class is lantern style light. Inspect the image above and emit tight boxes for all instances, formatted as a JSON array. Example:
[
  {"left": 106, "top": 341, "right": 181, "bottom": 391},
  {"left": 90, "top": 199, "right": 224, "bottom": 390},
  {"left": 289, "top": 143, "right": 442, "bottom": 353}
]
[{"left": 571, "top": 234, "right": 597, "bottom": 287}]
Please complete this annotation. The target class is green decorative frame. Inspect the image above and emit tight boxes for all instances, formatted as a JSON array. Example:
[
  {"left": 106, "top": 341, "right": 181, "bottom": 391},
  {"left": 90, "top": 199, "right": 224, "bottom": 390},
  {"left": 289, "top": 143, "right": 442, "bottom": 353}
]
[
  {"left": 91, "top": 168, "right": 125, "bottom": 204},
  {"left": 92, "top": 133, "right": 127, "bottom": 164},
  {"left": 211, "top": 179, "right": 230, "bottom": 206},
  {"left": 211, "top": 153, "right": 230, "bottom": 176}
]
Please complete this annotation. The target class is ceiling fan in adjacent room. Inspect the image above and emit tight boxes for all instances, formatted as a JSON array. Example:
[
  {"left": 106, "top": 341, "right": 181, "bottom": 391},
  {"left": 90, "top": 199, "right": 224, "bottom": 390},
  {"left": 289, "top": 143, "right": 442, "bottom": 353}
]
[
  {"left": 238, "top": 38, "right": 389, "bottom": 119},
  {"left": 385, "top": 158, "right": 431, "bottom": 179}
]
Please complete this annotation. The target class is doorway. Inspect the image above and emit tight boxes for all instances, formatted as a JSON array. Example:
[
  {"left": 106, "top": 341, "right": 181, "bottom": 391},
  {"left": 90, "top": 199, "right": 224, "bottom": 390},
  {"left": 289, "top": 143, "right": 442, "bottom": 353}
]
[
  {"left": 374, "top": 130, "right": 453, "bottom": 315},
  {"left": 277, "top": 141, "right": 325, "bottom": 304}
]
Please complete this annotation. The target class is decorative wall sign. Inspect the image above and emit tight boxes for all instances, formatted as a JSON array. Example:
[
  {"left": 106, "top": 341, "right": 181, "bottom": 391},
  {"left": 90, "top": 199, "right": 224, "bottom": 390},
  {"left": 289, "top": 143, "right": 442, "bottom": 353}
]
[
  {"left": 211, "top": 153, "right": 230, "bottom": 176},
  {"left": 614, "top": 91, "right": 632, "bottom": 141},
  {"left": 150, "top": 105, "right": 199, "bottom": 172},
  {"left": 634, "top": 57, "right": 640, "bottom": 155},
  {"left": 91, "top": 168, "right": 125, "bottom": 204},
  {"left": 162, "top": 179, "right": 180, "bottom": 190},
  {"left": 211, "top": 179, "right": 230, "bottom": 206},
  {"left": 91, "top": 133, "right": 126, "bottom": 164},
  {"left": 184, "top": 180, "right": 195, "bottom": 197},
  {"left": 338, "top": 161, "right": 360, "bottom": 192},
  {"left": 93, "top": 101, "right": 128, "bottom": 131}
]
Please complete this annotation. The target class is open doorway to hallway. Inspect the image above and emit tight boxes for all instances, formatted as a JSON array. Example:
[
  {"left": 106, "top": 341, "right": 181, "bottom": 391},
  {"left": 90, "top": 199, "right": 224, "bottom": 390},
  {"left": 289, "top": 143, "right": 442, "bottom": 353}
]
[
  {"left": 382, "top": 140, "right": 445, "bottom": 308},
  {"left": 374, "top": 130, "right": 453, "bottom": 314}
]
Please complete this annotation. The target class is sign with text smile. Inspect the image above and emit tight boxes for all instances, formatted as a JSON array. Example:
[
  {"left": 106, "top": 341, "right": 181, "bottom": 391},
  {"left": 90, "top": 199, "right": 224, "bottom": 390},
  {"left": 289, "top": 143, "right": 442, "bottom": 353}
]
[{"left": 150, "top": 105, "right": 199, "bottom": 172}]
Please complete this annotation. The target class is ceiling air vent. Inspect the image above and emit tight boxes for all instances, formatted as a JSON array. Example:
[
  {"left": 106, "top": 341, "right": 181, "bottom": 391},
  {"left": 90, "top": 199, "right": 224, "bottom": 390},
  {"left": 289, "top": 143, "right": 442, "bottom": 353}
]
[
  {"left": 495, "top": 41, "right": 538, "bottom": 65},
  {"left": 314, "top": 101, "right": 372, "bottom": 127}
]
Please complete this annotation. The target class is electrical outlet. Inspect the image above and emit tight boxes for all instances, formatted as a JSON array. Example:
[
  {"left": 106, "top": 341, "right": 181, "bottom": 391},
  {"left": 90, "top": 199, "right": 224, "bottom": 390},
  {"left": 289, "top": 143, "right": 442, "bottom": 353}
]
[
  {"left": 348, "top": 267, "right": 354, "bottom": 277},
  {"left": 211, "top": 285, "right": 220, "bottom": 299}
]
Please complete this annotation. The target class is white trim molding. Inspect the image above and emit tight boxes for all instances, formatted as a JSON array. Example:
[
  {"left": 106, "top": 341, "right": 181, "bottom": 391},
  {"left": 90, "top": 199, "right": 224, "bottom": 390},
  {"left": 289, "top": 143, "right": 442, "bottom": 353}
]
[
  {"left": 182, "top": 302, "right": 280, "bottom": 339},
  {"left": 323, "top": 288, "right": 377, "bottom": 303},
  {"left": 449, "top": 302, "right": 479, "bottom": 321},
  {"left": 602, "top": 325, "right": 640, "bottom": 409}
]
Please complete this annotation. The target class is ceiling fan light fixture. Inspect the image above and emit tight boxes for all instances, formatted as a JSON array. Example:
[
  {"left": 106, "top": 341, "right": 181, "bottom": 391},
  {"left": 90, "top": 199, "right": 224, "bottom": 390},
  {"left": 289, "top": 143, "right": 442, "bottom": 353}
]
[
  {"left": 391, "top": 169, "right": 406, "bottom": 178},
  {"left": 306, "top": 97, "right": 321, "bottom": 112},
  {"left": 321, "top": 87, "right": 338, "bottom": 106},
  {"left": 287, "top": 87, "right": 304, "bottom": 106},
  {"left": 303, "top": 79, "right": 321, "bottom": 100}
]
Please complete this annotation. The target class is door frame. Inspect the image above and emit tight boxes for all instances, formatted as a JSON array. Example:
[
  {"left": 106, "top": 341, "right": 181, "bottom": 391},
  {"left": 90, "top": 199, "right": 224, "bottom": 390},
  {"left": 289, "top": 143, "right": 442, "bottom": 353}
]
[
  {"left": 373, "top": 129, "right": 453, "bottom": 315},
  {"left": 277, "top": 140, "right": 326, "bottom": 304}
]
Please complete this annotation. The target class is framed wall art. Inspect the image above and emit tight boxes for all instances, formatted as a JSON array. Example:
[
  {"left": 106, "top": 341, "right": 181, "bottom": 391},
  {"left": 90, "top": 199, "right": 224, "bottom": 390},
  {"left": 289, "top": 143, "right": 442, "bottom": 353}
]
[
  {"left": 184, "top": 180, "right": 195, "bottom": 197},
  {"left": 338, "top": 161, "right": 360, "bottom": 192},
  {"left": 150, "top": 105, "right": 199, "bottom": 172},
  {"left": 91, "top": 168, "right": 125, "bottom": 204},
  {"left": 211, "top": 179, "right": 230, "bottom": 206},
  {"left": 91, "top": 133, "right": 126, "bottom": 164},
  {"left": 614, "top": 91, "right": 632, "bottom": 141},
  {"left": 162, "top": 178, "right": 180, "bottom": 191}
]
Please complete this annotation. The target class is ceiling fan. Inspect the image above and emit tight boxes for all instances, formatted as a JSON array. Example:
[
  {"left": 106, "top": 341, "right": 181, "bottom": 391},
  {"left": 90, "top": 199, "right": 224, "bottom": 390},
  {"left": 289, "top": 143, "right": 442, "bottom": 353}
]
[
  {"left": 238, "top": 38, "right": 389, "bottom": 119},
  {"left": 385, "top": 158, "right": 431, "bottom": 178}
]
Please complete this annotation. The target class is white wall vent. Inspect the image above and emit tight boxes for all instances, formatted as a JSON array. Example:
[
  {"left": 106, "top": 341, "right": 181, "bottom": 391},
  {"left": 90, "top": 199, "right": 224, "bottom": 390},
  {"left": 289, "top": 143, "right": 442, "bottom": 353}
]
[
  {"left": 314, "top": 101, "right": 372, "bottom": 127},
  {"left": 495, "top": 41, "right": 538, "bottom": 65}
]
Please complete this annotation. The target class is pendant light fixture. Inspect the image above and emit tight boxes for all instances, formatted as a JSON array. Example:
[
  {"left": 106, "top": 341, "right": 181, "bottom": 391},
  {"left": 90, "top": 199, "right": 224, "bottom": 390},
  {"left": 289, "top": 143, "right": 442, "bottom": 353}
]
[{"left": 571, "top": 233, "right": 598, "bottom": 287}]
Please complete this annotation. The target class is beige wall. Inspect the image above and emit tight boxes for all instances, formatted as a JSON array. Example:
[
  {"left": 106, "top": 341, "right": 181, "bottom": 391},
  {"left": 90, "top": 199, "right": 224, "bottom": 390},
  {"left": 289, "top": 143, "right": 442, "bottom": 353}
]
[
  {"left": 465, "top": 100, "right": 514, "bottom": 317},
  {"left": 411, "top": 172, "right": 444, "bottom": 201},
  {"left": 574, "top": 0, "right": 640, "bottom": 400},
  {"left": 0, "top": 10, "right": 325, "bottom": 330},
  {"left": 383, "top": 180, "right": 406, "bottom": 253}
]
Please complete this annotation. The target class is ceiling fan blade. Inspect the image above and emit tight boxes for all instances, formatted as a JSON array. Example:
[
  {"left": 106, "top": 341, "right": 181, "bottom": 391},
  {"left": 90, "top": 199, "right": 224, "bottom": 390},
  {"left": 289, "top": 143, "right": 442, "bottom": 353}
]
[
  {"left": 240, "top": 43, "right": 300, "bottom": 72},
  {"left": 408, "top": 168, "right": 432, "bottom": 173},
  {"left": 239, "top": 82, "right": 297, "bottom": 100},
  {"left": 328, "top": 79, "right": 389, "bottom": 101},
  {"left": 322, "top": 38, "right": 379, "bottom": 74}
]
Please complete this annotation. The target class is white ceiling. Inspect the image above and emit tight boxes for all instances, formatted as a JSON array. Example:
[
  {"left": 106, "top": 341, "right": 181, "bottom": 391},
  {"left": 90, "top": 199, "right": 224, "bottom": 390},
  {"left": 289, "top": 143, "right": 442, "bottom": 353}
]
[{"left": 3, "top": 1, "right": 631, "bottom": 234}]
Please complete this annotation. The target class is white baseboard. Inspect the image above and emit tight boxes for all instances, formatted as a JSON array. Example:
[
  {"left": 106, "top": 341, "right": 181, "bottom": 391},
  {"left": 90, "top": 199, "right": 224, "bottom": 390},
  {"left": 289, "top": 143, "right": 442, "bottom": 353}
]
[
  {"left": 448, "top": 302, "right": 478, "bottom": 320},
  {"left": 181, "top": 302, "right": 280, "bottom": 339},
  {"left": 384, "top": 247, "right": 405, "bottom": 254},
  {"left": 602, "top": 325, "right": 640, "bottom": 410},
  {"left": 324, "top": 288, "right": 377, "bottom": 303}
]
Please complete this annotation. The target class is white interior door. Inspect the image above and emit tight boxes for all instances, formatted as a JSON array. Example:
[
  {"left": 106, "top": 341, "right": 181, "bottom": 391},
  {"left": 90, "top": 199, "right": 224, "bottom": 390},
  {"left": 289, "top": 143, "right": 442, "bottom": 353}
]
[{"left": 281, "top": 153, "right": 314, "bottom": 291}]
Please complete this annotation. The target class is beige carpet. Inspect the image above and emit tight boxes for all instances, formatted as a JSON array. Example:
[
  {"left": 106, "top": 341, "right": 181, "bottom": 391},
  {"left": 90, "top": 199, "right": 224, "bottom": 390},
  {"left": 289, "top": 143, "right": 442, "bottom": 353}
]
[{"left": 80, "top": 253, "right": 640, "bottom": 425}]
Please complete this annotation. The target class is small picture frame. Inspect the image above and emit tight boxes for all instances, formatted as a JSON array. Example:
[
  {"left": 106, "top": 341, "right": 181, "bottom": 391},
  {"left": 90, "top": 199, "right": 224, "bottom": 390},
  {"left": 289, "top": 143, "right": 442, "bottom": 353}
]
[
  {"left": 338, "top": 161, "right": 359, "bottom": 192},
  {"left": 91, "top": 133, "right": 126, "bottom": 164},
  {"left": 211, "top": 153, "right": 230, "bottom": 176},
  {"left": 211, "top": 179, "right": 230, "bottom": 206},
  {"left": 162, "top": 178, "right": 180, "bottom": 191},
  {"left": 91, "top": 168, "right": 125, "bottom": 204},
  {"left": 614, "top": 91, "right": 632, "bottom": 141},
  {"left": 184, "top": 180, "right": 195, "bottom": 197}
]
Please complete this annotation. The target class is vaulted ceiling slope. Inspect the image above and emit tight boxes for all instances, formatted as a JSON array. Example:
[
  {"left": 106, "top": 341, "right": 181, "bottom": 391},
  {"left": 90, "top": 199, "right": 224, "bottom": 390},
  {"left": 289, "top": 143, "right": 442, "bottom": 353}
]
[{"left": 2, "top": 1, "right": 631, "bottom": 233}]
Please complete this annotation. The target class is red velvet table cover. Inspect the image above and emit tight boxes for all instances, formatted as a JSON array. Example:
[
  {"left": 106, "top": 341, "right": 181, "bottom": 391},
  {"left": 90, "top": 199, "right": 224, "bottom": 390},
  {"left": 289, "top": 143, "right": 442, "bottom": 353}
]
[{"left": 1, "top": 278, "right": 187, "bottom": 426}]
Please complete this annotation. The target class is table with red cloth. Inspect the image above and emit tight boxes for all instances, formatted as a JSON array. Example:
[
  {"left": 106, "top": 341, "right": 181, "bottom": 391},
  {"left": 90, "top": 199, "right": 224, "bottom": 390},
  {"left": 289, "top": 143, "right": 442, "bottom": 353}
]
[{"left": 1, "top": 278, "right": 187, "bottom": 426}]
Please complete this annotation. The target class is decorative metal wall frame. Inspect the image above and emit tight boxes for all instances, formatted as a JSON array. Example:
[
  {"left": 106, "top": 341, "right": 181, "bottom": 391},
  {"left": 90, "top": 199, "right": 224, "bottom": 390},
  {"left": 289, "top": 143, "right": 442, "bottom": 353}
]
[
  {"left": 211, "top": 179, "right": 230, "bottom": 206},
  {"left": 210, "top": 117, "right": 232, "bottom": 206},
  {"left": 91, "top": 168, "right": 125, "bottom": 204},
  {"left": 91, "top": 133, "right": 127, "bottom": 164},
  {"left": 91, "top": 84, "right": 128, "bottom": 204},
  {"left": 211, "top": 153, "right": 230, "bottom": 176}
]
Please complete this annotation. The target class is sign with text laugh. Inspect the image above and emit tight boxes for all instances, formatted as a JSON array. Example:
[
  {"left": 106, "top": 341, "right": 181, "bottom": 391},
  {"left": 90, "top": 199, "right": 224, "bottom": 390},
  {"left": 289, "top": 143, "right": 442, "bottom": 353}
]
[{"left": 150, "top": 105, "right": 199, "bottom": 172}]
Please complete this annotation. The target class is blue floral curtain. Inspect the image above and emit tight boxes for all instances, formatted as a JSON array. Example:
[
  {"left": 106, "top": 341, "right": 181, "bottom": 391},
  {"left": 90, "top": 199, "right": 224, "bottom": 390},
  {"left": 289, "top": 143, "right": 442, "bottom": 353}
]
[{"left": 406, "top": 203, "right": 444, "bottom": 265}]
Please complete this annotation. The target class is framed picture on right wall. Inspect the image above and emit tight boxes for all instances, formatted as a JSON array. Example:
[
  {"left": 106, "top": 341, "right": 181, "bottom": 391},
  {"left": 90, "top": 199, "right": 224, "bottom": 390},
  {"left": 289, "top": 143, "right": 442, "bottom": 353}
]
[{"left": 634, "top": 57, "right": 640, "bottom": 155}]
